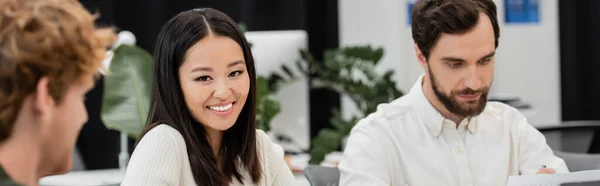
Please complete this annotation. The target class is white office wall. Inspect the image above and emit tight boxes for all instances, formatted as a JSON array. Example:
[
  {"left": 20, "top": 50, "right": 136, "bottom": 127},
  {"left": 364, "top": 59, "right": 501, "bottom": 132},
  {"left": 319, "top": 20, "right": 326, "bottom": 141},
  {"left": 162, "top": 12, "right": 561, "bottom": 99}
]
[
  {"left": 491, "top": 0, "right": 561, "bottom": 126},
  {"left": 339, "top": 0, "right": 560, "bottom": 126},
  {"left": 338, "top": 0, "right": 416, "bottom": 120}
]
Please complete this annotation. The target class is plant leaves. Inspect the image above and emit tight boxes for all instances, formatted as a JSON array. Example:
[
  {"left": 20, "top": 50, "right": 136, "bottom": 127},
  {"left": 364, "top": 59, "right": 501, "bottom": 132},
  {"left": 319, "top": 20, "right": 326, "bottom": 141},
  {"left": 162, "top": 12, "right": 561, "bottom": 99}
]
[
  {"left": 281, "top": 64, "right": 295, "bottom": 80},
  {"left": 304, "top": 45, "right": 405, "bottom": 164},
  {"left": 256, "top": 76, "right": 281, "bottom": 131},
  {"left": 341, "top": 46, "right": 384, "bottom": 64},
  {"left": 101, "top": 45, "right": 153, "bottom": 139},
  {"left": 267, "top": 73, "right": 284, "bottom": 93},
  {"left": 295, "top": 60, "right": 308, "bottom": 75},
  {"left": 308, "top": 128, "right": 343, "bottom": 164}
]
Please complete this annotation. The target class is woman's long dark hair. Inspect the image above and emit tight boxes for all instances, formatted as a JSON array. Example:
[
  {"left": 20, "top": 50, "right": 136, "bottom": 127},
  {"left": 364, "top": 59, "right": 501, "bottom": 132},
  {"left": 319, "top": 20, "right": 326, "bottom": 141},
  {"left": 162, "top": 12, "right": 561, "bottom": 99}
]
[{"left": 138, "top": 8, "right": 261, "bottom": 185}]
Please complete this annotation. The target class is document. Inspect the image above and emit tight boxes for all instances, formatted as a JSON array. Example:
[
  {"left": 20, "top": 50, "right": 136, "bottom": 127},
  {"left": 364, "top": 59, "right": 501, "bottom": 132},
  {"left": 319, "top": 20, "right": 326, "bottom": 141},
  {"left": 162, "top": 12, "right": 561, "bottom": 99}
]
[{"left": 507, "top": 170, "right": 600, "bottom": 186}]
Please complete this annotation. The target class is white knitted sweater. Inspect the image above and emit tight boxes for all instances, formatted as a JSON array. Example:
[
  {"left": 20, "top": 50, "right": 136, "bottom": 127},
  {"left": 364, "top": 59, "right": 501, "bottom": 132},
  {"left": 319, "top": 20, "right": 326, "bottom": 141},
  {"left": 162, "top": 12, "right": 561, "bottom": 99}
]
[{"left": 121, "top": 124, "right": 296, "bottom": 186}]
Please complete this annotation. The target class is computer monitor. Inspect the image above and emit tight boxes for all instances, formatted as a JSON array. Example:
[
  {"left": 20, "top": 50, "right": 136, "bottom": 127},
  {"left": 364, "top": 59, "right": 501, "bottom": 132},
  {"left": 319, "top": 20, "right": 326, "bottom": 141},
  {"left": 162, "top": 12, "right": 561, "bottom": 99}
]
[{"left": 245, "top": 30, "right": 310, "bottom": 152}]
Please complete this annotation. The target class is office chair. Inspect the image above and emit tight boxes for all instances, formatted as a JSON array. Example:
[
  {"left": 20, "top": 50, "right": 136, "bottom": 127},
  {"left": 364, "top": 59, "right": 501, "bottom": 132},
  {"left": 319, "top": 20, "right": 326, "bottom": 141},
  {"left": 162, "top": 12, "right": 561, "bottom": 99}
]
[
  {"left": 303, "top": 165, "right": 340, "bottom": 186},
  {"left": 537, "top": 121, "right": 600, "bottom": 172}
]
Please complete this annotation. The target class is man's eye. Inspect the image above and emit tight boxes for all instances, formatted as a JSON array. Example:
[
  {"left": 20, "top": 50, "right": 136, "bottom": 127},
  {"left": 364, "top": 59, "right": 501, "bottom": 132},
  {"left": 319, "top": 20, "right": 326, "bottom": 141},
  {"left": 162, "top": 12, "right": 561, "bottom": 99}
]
[
  {"left": 448, "top": 62, "right": 463, "bottom": 68},
  {"left": 478, "top": 58, "right": 491, "bottom": 65}
]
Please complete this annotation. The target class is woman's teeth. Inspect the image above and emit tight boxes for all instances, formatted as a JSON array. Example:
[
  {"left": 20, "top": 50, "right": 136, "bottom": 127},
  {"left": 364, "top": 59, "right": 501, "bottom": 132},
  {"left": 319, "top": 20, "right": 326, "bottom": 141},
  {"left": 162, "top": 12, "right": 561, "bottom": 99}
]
[{"left": 208, "top": 103, "right": 233, "bottom": 111}]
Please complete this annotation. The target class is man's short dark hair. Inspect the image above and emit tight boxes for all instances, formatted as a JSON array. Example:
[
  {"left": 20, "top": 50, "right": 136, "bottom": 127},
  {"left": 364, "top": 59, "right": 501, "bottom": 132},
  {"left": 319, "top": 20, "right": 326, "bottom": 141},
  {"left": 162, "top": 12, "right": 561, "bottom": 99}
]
[{"left": 411, "top": 0, "right": 500, "bottom": 59}]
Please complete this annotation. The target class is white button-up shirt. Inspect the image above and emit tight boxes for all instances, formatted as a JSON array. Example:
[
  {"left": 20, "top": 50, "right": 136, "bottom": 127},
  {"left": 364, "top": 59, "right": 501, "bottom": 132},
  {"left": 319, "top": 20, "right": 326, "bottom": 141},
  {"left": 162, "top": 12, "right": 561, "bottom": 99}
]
[{"left": 338, "top": 75, "right": 568, "bottom": 186}]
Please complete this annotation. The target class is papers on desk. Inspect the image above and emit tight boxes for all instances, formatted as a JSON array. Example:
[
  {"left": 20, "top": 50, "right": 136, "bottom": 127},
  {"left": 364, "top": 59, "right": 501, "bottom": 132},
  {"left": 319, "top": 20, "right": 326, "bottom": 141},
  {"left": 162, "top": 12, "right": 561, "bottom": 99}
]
[{"left": 507, "top": 170, "right": 600, "bottom": 186}]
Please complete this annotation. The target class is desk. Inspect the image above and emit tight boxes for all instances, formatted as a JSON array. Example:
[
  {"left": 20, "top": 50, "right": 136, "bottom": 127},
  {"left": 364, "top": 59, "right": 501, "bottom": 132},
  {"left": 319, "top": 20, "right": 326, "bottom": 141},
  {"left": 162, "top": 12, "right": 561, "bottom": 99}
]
[
  {"left": 39, "top": 169, "right": 122, "bottom": 186},
  {"left": 39, "top": 169, "right": 310, "bottom": 186}
]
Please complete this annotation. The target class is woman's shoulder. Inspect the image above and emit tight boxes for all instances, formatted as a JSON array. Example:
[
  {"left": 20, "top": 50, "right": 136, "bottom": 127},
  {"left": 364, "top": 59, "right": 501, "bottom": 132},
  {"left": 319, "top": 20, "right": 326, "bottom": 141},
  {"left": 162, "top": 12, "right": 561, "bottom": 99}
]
[
  {"left": 254, "top": 130, "right": 276, "bottom": 150},
  {"left": 254, "top": 129, "right": 271, "bottom": 144},
  {"left": 131, "top": 124, "right": 188, "bottom": 165},
  {"left": 138, "top": 124, "right": 186, "bottom": 148},
  {"left": 252, "top": 130, "right": 296, "bottom": 185},
  {"left": 254, "top": 129, "right": 285, "bottom": 163},
  {"left": 146, "top": 124, "right": 180, "bottom": 134},
  {"left": 123, "top": 125, "right": 193, "bottom": 185}
]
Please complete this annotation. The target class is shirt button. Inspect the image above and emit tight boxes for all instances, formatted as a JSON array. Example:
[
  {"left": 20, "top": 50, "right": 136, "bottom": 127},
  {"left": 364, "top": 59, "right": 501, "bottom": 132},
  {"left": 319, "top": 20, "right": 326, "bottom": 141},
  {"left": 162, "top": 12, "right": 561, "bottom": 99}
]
[{"left": 456, "top": 147, "right": 462, "bottom": 154}]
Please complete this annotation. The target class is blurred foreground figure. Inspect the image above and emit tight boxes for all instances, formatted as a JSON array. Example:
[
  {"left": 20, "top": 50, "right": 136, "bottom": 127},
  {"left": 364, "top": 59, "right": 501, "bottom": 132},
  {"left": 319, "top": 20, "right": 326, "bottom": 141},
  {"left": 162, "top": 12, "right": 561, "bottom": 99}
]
[{"left": 0, "top": 0, "right": 114, "bottom": 185}]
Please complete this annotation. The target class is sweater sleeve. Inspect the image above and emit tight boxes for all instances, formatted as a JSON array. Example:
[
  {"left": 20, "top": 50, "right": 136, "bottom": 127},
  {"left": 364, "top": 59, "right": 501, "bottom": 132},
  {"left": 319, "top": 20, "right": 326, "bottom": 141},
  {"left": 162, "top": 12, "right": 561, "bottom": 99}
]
[
  {"left": 121, "top": 125, "right": 185, "bottom": 186},
  {"left": 255, "top": 130, "right": 296, "bottom": 186}
]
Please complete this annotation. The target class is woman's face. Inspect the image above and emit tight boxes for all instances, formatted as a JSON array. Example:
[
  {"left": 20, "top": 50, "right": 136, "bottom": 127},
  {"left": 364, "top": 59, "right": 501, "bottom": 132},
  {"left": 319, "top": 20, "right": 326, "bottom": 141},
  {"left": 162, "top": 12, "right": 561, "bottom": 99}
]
[{"left": 178, "top": 35, "right": 249, "bottom": 132}]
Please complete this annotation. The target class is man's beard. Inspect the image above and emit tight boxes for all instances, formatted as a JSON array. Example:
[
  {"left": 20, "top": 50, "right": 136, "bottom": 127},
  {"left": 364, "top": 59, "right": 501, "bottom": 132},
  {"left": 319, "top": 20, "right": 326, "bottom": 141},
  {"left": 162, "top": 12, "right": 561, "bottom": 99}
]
[{"left": 428, "top": 67, "right": 490, "bottom": 118}]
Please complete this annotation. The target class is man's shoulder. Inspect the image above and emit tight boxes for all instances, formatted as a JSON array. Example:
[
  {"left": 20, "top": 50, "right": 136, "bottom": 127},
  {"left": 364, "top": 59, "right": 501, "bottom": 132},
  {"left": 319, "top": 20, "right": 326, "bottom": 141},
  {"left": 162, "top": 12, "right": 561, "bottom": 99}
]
[
  {"left": 481, "top": 101, "right": 524, "bottom": 121},
  {"left": 478, "top": 101, "right": 535, "bottom": 134},
  {"left": 483, "top": 101, "right": 519, "bottom": 112},
  {"left": 0, "top": 165, "right": 23, "bottom": 186},
  {"left": 352, "top": 97, "right": 416, "bottom": 134}
]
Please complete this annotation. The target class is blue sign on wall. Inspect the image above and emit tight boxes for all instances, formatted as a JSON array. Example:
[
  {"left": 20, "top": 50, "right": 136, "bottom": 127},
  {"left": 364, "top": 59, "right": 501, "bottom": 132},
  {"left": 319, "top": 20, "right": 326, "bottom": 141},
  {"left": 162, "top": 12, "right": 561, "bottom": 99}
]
[
  {"left": 505, "top": 0, "right": 540, "bottom": 24},
  {"left": 407, "top": 0, "right": 416, "bottom": 26}
]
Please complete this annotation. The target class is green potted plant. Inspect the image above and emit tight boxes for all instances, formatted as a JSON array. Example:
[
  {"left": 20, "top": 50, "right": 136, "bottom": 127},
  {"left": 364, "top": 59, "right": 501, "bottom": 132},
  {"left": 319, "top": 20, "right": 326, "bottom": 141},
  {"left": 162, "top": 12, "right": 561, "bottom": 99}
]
[
  {"left": 101, "top": 44, "right": 153, "bottom": 140},
  {"left": 100, "top": 43, "right": 152, "bottom": 171},
  {"left": 256, "top": 76, "right": 281, "bottom": 131},
  {"left": 306, "top": 46, "right": 404, "bottom": 164},
  {"left": 269, "top": 46, "right": 404, "bottom": 164}
]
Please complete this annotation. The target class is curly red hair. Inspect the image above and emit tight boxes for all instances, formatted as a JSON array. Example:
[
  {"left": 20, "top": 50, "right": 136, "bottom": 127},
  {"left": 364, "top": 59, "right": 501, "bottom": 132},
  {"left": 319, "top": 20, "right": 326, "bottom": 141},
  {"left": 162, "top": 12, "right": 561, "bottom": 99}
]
[{"left": 0, "top": 0, "right": 115, "bottom": 142}]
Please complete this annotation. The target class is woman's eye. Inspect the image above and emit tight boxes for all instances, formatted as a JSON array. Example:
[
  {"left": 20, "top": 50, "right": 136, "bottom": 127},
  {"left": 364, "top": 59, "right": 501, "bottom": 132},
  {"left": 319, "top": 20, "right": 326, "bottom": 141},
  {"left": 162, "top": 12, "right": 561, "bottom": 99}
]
[
  {"left": 195, "top": 76, "right": 213, "bottom": 81},
  {"left": 229, "top": 70, "right": 244, "bottom": 77}
]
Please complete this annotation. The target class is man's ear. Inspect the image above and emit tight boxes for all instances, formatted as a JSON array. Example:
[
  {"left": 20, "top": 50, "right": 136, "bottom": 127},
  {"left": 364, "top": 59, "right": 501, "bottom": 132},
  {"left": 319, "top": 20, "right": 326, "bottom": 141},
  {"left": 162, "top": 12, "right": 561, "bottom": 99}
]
[
  {"left": 33, "top": 77, "right": 54, "bottom": 120},
  {"left": 414, "top": 44, "right": 428, "bottom": 69}
]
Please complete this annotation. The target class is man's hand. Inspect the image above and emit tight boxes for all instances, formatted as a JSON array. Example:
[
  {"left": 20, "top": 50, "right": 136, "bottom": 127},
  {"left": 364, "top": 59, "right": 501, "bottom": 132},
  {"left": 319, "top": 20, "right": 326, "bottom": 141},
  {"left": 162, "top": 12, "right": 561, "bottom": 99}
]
[{"left": 536, "top": 167, "right": 556, "bottom": 174}]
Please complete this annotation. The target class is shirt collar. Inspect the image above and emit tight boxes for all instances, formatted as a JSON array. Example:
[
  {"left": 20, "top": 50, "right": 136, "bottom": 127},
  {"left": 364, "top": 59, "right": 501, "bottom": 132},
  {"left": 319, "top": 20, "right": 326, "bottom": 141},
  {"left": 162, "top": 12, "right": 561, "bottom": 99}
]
[
  {"left": 407, "top": 75, "right": 478, "bottom": 137},
  {"left": 454, "top": 117, "right": 478, "bottom": 134}
]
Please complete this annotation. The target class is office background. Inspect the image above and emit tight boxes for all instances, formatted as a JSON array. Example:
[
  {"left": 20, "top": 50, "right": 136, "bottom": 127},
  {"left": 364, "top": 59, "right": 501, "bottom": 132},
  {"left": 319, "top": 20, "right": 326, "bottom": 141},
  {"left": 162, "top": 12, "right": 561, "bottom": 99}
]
[{"left": 73, "top": 0, "right": 600, "bottom": 171}]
